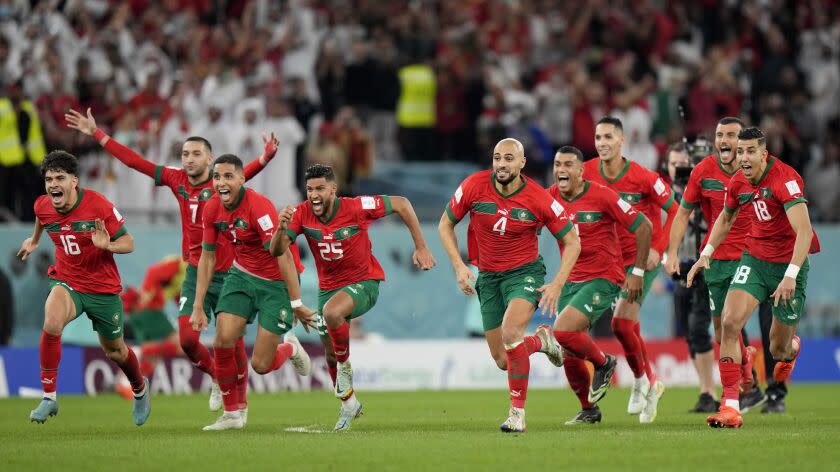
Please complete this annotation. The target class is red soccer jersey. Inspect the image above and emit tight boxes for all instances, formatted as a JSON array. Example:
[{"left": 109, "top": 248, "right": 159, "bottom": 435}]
[
  {"left": 446, "top": 170, "right": 574, "bottom": 272},
  {"left": 288, "top": 195, "right": 390, "bottom": 291},
  {"left": 583, "top": 158, "right": 675, "bottom": 266},
  {"left": 724, "top": 156, "right": 820, "bottom": 262},
  {"left": 549, "top": 181, "right": 646, "bottom": 284},
  {"left": 35, "top": 188, "right": 126, "bottom": 294},
  {"left": 680, "top": 155, "right": 750, "bottom": 261},
  {"left": 202, "top": 188, "right": 302, "bottom": 281}
]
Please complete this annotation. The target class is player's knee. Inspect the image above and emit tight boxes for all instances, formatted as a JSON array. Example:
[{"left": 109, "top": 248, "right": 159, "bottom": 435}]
[
  {"left": 104, "top": 345, "right": 128, "bottom": 363},
  {"left": 323, "top": 310, "right": 344, "bottom": 328},
  {"left": 720, "top": 315, "right": 741, "bottom": 338},
  {"left": 769, "top": 340, "right": 788, "bottom": 360},
  {"left": 493, "top": 355, "right": 507, "bottom": 371},
  {"left": 42, "top": 317, "right": 64, "bottom": 336},
  {"left": 250, "top": 357, "right": 271, "bottom": 375}
]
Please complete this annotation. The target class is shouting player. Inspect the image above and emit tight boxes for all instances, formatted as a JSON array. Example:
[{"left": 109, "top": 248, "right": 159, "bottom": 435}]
[
  {"left": 194, "top": 154, "right": 315, "bottom": 431},
  {"left": 439, "top": 138, "right": 581, "bottom": 433},
  {"left": 687, "top": 127, "right": 819, "bottom": 428},
  {"left": 582, "top": 116, "right": 677, "bottom": 423},
  {"left": 65, "top": 108, "right": 276, "bottom": 411},
  {"left": 271, "top": 164, "right": 436, "bottom": 431},
  {"left": 19, "top": 151, "right": 150, "bottom": 425},
  {"left": 548, "top": 146, "right": 653, "bottom": 424}
]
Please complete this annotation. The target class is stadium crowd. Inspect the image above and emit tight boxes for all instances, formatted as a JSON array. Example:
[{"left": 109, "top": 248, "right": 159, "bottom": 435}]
[{"left": 1, "top": 0, "right": 839, "bottom": 222}]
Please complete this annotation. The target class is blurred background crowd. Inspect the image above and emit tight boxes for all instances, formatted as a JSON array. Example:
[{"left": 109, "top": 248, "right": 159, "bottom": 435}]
[{"left": 1, "top": 0, "right": 839, "bottom": 223}]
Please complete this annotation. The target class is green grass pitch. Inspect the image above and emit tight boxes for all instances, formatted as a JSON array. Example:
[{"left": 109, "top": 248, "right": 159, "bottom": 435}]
[{"left": 1, "top": 385, "right": 839, "bottom": 471}]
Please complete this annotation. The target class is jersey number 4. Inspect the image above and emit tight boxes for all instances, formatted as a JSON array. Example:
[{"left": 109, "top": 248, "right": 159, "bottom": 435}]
[
  {"left": 493, "top": 217, "right": 508, "bottom": 235},
  {"left": 60, "top": 234, "right": 81, "bottom": 255},
  {"left": 318, "top": 241, "right": 344, "bottom": 260}
]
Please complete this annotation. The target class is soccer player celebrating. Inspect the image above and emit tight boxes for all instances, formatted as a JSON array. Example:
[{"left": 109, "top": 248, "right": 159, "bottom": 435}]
[
  {"left": 270, "top": 164, "right": 436, "bottom": 431},
  {"left": 582, "top": 117, "right": 677, "bottom": 423},
  {"left": 19, "top": 151, "right": 151, "bottom": 425},
  {"left": 548, "top": 146, "right": 653, "bottom": 425},
  {"left": 65, "top": 108, "right": 276, "bottom": 411},
  {"left": 439, "top": 138, "right": 581, "bottom": 433},
  {"left": 687, "top": 127, "right": 819, "bottom": 428},
  {"left": 194, "top": 154, "right": 315, "bottom": 431}
]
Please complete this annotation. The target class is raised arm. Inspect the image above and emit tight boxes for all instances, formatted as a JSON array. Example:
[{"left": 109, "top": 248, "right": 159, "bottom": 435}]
[
  {"left": 438, "top": 212, "right": 475, "bottom": 295},
  {"left": 389, "top": 196, "right": 435, "bottom": 270},
  {"left": 65, "top": 108, "right": 157, "bottom": 177},
  {"left": 243, "top": 132, "right": 279, "bottom": 180},
  {"left": 18, "top": 216, "right": 44, "bottom": 260}
]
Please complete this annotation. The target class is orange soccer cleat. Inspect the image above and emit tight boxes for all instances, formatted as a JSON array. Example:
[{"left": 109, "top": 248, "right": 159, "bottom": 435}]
[
  {"left": 740, "top": 346, "right": 757, "bottom": 392},
  {"left": 773, "top": 336, "right": 801, "bottom": 383},
  {"left": 707, "top": 406, "right": 743, "bottom": 428}
]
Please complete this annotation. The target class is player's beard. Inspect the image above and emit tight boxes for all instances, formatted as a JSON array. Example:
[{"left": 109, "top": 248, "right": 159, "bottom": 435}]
[
  {"left": 495, "top": 170, "right": 517, "bottom": 186},
  {"left": 186, "top": 164, "right": 209, "bottom": 178}
]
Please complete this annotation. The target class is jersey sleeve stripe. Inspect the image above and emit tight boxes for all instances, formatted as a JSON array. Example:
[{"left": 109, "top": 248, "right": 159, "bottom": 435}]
[
  {"left": 723, "top": 205, "right": 737, "bottom": 214},
  {"left": 627, "top": 213, "right": 645, "bottom": 233},
  {"left": 285, "top": 228, "right": 298, "bottom": 240},
  {"left": 679, "top": 198, "right": 697, "bottom": 210},
  {"left": 202, "top": 242, "right": 216, "bottom": 251},
  {"left": 783, "top": 197, "right": 807, "bottom": 211},
  {"left": 110, "top": 225, "right": 128, "bottom": 241},
  {"left": 661, "top": 193, "right": 675, "bottom": 210},
  {"left": 381, "top": 195, "right": 392, "bottom": 215},
  {"left": 154, "top": 165, "right": 164, "bottom": 186},
  {"left": 551, "top": 221, "right": 573, "bottom": 240},
  {"left": 445, "top": 203, "right": 461, "bottom": 223}
]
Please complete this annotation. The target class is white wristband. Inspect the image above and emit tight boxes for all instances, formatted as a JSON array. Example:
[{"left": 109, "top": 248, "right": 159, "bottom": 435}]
[
  {"left": 700, "top": 244, "right": 715, "bottom": 258},
  {"left": 784, "top": 264, "right": 800, "bottom": 279},
  {"left": 631, "top": 267, "right": 645, "bottom": 277},
  {"left": 290, "top": 299, "right": 303, "bottom": 309}
]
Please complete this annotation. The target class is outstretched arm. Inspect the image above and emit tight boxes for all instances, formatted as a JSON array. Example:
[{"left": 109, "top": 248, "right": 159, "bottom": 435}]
[
  {"left": 65, "top": 108, "right": 157, "bottom": 177},
  {"left": 244, "top": 132, "right": 279, "bottom": 180},
  {"left": 390, "top": 196, "right": 436, "bottom": 270}
]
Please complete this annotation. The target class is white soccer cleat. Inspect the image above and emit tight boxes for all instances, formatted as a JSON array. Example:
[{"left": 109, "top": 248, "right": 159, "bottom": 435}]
[
  {"left": 335, "top": 361, "right": 354, "bottom": 400},
  {"left": 535, "top": 325, "right": 564, "bottom": 367},
  {"left": 639, "top": 380, "right": 665, "bottom": 424},
  {"left": 284, "top": 333, "right": 311, "bottom": 376},
  {"left": 239, "top": 407, "right": 248, "bottom": 426},
  {"left": 209, "top": 382, "right": 222, "bottom": 411},
  {"left": 627, "top": 377, "right": 650, "bottom": 415},
  {"left": 202, "top": 410, "right": 244, "bottom": 431},
  {"left": 334, "top": 397, "right": 363, "bottom": 432},
  {"left": 500, "top": 407, "right": 526, "bottom": 433}
]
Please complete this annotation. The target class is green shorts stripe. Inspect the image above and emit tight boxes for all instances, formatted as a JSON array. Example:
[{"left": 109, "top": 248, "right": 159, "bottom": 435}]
[
  {"left": 316, "top": 280, "right": 381, "bottom": 337},
  {"left": 557, "top": 278, "right": 620, "bottom": 323},
  {"left": 727, "top": 252, "right": 809, "bottom": 325},
  {"left": 476, "top": 257, "right": 546, "bottom": 331},
  {"left": 49, "top": 279, "right": 124, "bottom": 340},
  {"left": 215, "top": 268, "right": 294, "bottom": 335}
]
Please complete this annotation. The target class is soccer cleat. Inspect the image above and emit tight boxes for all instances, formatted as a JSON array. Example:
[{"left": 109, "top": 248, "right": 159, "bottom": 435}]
[
  {"left": 284, "top": 333, "right": 312, "bottom": 376},
  {"left": 334, "top": 397, "right": 363, "bottom": 432},
  {"left": 209, "top": 382, "right": 222, "bottom": 411},
  {"left": 203, "top": 410, "right": 244, "bottom": 431},
  {"left": 761, "top": 397, "right": 786, "bottom": 414},
  {"left": 689, "top": 393, "right": 720, "bottom": 413},
  {"left": 588, "top": 354, "right": 617, "bottom": 403},
  {"left": 773, "top": 336, "right": 801, "bottom": 383},
  {"left": 627, "top": 377, "right": 650, "bottom": 415},
  {"left": 740, "top": 346, "right": 757, "bottom": 392},
  {"left": 707, "top": 406, "right": 743, "bottom": 428},
  {"left": 739, "top": 386, "right": 767, "bottom": 414},
  {"left": 499, "top": 407, "right": 526, "bottom": 433},
  {"left": 133, "top": 377, "right": 151, "bottom": 426},
  {"left": 535, "top": 325, "right": 564, "bottom": 367},
  {"left": 564, "top": 406, "right": 602, "bottom": 425},
  {"left": 239, "top": 407, "right": 249, "bottom": 426},
  {"left": 29, "top": 398, "right": 58, "bottom": 424},
  {"left": 335, "top": 361, "right": 354, "bottom": 400},
  {"left": 639, "top": 380, "right": 664, "bottom": 424}
]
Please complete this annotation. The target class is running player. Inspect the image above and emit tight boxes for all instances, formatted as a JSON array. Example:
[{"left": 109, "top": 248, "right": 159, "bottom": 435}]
[
  {"left": 582, "top": 116, "right": 678, "bottom": 423},
  {"left": 439, "top": 138, "right": 581, "bottom": 433},
  {"left": 65, "top": 108, "right": 276, "bottom": 411},
  {"left": 194, "top": 154, "right": 315, "bottom": 431},
  {"left": 19, "top": 150, "right": 151, "bottom": 425},
  {"left": 547, "top": 146, "right": 653, "bottom": 425},
  {"left": 687, "top": 127, "right": 820, "bottom": 428},
  {"left": 270, "top": 164, "right": 436, "bottom": 431}
]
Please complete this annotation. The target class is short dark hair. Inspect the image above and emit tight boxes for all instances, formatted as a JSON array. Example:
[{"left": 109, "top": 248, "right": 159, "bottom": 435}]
[
  {"left": 213, "top": 154, "right": 243, "bottom": 171},
  {"left": 40, "top": 150, "right": 78, "bottom": 178},
  {"left": 718, "top": 116, "right": 745, "bottom": 128},
  {"left": 184, "top": 136, "right": 212, "bottom": 152},
  {"left": 557, "top": 145, "right": 584, "bottom": 161},
  {"left": 304, "top": 164, "right": 335, "bottom": 182},
  {"left": 596, "top": 116, "right": 623, "bottom": 132},
  {"left": 738, "top": 127, "right": 766, "bottom": 146},
  {"left": 666, "top": 142, "right": 687, "bottom": 158}
]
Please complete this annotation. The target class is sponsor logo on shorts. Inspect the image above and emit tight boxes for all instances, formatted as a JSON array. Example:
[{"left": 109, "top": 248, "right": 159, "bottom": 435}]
[
  {"left": 113, "top": 313, "right": 120, "bottom": 325},
  {"left": 348, "top": 286, "right": 358, "bottom": 294},
  {"left": 584, "top": 304, "right": 593, "bottom": 313},
  {"left": 524, "top": 286, "right": 534, "bottom": 292}
]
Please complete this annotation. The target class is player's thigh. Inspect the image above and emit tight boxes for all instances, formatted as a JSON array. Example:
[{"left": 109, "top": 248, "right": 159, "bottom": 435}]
[
  {"left": 500, "top": 298, "right": 537, "bottom": 343},
  {"left": 254, "top": 278, "right": 294, "bottom": 336},
  {"left": 558, "top": 279, "right": 619, "bottom": 331},
  {"left": 475, "top": 272, "right": 505, "bottom": 332},
  {"left": 82, "top": 292, "right": 126, "bottom": 341},
  {"left": 343, "top": 280, "right": 380, "bottom": 320},
  {"left": 215, "top": 272, "right": 256, "bottom": 337},
  {"left": 321, "top": 290, "right": 355, "bottom": 327},
  {"left": 706, "top": 259, "right": 739, "bottom": 317},
  {"left": 215, "top": 312, "right": 248, "bottom": 347},
  {"left": 43, "top": 282, "right": 80, "bottom": 334},
  {"left": 483, "top": 326, "right": 506, "bottom": 369},
  {"left": 719, "top": 289, "right": 760, "bottom": 337}
]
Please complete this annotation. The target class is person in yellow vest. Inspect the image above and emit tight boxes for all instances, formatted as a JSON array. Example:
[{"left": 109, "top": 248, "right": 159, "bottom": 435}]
[
  {"left": 397, "top": 58, "right": 436, "bottom": 161},
  {"left": 0, "top": 81, "right": 46, "bottom": 221}
]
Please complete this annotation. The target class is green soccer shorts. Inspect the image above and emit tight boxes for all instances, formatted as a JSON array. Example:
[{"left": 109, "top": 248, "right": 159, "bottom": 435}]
[
  {"left": 557, "top": 278, "right": 620, "bottom": 323},
  {"left": 129, "top": 309, "right": 176, "bottom": 343},
  {"left": 178, "top": 264, "right": 228, "bottom": 319},
  {"left": 475, "top": 257, "right": 546, "bottom": 331},
  {"left": 704, "top": 259, "right": 741, "bottom": 317},
  {"left": 215, "top": 268, "right": 294, "bottom": 335},
  {"left": 619, "top": 263, "right": 660, "bottom": 304},
  {"left": 49, "top": 279, "right": 124, "bottom": 340},
  {"left": 315, "top": 280, "right": 381, "bottom": 337},
  {"left": 727, "top": 252, "right": 809, "bottom": 325}
]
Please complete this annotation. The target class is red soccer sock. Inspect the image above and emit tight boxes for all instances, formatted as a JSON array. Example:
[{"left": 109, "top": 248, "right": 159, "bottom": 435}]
[
  {"left": 235, "top": 337, "right": 249, "bottom": 409},
  {"left": 328, "top": 364, "right": 337, "bottom": 387},
  {"left": 178, "top": 317, "right": 215, "bottom": 379},
  {"left": 720, "top": 359, "right": 741, "bottom": 409},
  {"left": 160, "top": 339, "right": 180, "bottom": 357},
  {"left": 505, "top": 342, "right": 530, "bottom": 409},
  {"left": 523, "top": 334, "right": 542, "bottom": 355},
  {"left": 612, "top": 318, "right": 645, "bottom": 378},
  {"left": 563, "top": 356, "right": 594, "bottom": 409},
  {"left": 39, "top": 331, "right": 62, "bottom": 395},
  {"left": 553, "top": 330, "right": 606, "bottom": 367},
  {"left": 139, "top": 358, "right": 156, "bottom": 377},
  {"left": 115, "top": 349, "right": 146, "bottom": 395},
  {"left": 327, "top": 322, "right": 350, "bottom": 363},
  {"left": 634, "top": 322, "right": 656, "bottom": 384},
  {"left": 268, "top": 344, "right": 295, "bottom": 372},
  {"left": 214, "top": 347, "right": 239, "bottom": 412}
]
